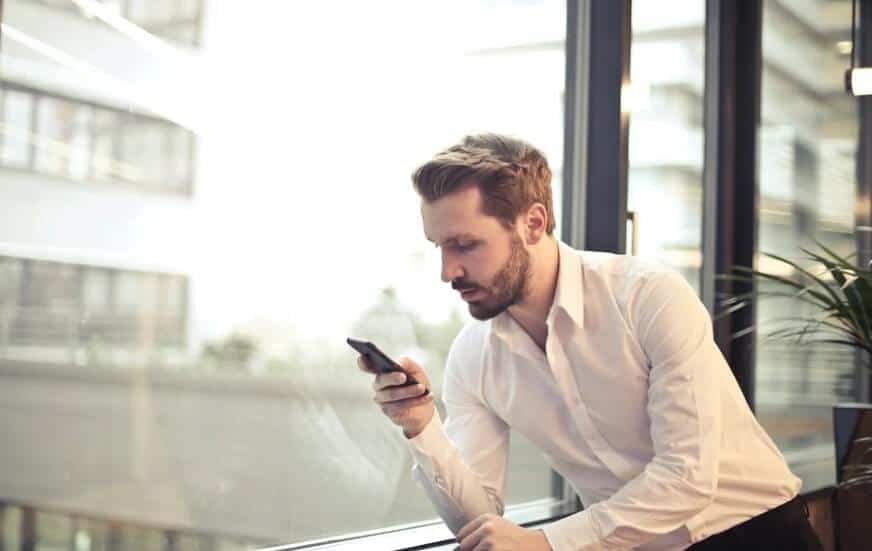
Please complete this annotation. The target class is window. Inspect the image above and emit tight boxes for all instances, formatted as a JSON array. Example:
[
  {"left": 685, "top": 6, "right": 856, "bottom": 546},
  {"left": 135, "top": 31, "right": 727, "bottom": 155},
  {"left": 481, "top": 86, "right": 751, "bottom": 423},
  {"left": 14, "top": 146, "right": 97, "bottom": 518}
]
[
  {"left": 0, "top": 82, "right": 196, "bottom": 195},
  {"left": 756, "top": 0, "right": 859, "bottom": 491},
  {"left": 28, "top": 0, "right": 204, "bottom": 48},
  {"left": 0, "top": 1, "right": 568, "bottom": 548},
  {"left": 118, "top": 116, "right": 166, "bottom": 188},
  {"left": 628, "top": 0, "right": 706, "bottom": 292},
  {"left": 0, "top": 256, "right": 187, "bottom": 351},
  {"left": 34, "top": 96, "right": 93, "bottom": 180},
  {"left": 92, "top": 109, "right": 120, "bottom": 181},
  {"left": 82, "top": 267, "right": 110, "bottom": 312},
  {"left": 0, "top": 88, "right": 34, "bottom": 168}
]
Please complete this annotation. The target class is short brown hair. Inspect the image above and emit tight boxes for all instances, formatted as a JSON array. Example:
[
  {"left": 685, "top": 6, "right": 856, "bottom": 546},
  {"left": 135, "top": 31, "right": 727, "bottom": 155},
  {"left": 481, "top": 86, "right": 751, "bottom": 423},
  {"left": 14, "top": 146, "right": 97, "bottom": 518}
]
[{"left": 411, "top": 133, "right": 555, "bottom": 234}]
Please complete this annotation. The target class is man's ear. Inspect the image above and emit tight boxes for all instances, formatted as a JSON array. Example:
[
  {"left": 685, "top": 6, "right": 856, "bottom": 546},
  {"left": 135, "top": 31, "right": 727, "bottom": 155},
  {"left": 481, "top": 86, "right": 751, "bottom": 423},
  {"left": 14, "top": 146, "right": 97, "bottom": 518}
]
[{"left": 523, "top": 203, "right": 548, "bottom": 244}]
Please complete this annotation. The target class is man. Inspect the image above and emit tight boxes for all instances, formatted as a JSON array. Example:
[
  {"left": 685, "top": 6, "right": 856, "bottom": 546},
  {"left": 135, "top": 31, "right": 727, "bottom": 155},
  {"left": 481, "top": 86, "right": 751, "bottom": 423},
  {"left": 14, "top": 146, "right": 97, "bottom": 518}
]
[{"left": 356, "top": 134, "right": 823, "bottom": 550}]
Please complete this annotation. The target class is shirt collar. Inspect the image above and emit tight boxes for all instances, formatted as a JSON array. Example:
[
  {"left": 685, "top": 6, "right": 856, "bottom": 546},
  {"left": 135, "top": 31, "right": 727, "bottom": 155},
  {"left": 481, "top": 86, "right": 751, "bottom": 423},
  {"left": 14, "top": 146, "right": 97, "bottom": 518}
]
[
  {"left": 490, "top": 240, "right": 585, "bottom": 342},
  {"left": 549, "top": 240, "right": 585, "bottom": 329}
]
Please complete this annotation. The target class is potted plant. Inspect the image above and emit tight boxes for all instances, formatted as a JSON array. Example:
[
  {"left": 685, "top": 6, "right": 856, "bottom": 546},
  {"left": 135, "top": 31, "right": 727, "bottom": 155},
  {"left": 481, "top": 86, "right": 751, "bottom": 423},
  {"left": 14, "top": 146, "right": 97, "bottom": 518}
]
[{"left": 719, "top": 241, "right": 871, "bottom": 549}]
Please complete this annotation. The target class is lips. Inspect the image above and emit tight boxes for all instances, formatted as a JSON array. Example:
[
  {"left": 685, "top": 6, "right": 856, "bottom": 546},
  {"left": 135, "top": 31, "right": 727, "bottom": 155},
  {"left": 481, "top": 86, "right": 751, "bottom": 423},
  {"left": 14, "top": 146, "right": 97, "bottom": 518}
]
[{"left": 459, "top": 287, "right": 481, "bottom": 300}]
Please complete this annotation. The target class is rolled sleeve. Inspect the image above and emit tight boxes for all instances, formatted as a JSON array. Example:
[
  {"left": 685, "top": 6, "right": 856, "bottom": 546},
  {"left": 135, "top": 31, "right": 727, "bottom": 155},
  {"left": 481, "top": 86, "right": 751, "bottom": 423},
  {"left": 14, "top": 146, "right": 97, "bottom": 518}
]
[{"left": 405, "top": 337, "right": 510, "bottom": 534}]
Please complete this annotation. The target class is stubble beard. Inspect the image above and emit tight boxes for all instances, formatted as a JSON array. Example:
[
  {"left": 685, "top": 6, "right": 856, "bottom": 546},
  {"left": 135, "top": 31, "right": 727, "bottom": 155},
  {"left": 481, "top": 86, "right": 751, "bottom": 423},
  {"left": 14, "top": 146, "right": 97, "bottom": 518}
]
[{"left": 466, "top": 234, "right": 532, "bottom": 321}]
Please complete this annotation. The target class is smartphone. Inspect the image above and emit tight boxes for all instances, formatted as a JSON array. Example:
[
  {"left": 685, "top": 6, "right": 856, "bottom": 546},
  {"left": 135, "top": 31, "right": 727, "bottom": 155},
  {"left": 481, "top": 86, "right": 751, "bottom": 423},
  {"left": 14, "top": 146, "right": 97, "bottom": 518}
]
[{"left": 347, "top": 337, "right": 427, "bottom": 393}]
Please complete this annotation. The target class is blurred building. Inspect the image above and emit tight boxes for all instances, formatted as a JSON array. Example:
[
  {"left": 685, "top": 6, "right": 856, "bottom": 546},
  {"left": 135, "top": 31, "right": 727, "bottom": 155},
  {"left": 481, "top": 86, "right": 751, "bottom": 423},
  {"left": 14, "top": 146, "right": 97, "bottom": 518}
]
[{"left": 0, "top": 0, "right": 201, "bottom": 369}]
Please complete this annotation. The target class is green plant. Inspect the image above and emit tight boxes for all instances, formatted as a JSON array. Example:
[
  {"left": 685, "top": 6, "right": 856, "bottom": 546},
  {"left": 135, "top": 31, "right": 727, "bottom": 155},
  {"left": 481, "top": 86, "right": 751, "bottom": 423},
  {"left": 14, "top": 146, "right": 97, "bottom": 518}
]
[
  {"left": 719, "top": 240, "right": 872, "bottom": 371},
  {"left": 719, "top": 240, "right": 872, "bottom": 491}
]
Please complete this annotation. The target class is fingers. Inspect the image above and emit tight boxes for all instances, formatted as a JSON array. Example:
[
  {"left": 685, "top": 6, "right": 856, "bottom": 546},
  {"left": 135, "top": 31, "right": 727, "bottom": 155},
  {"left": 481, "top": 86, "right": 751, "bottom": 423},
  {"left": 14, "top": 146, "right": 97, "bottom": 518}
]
[
  {"left": 456, "top": 515, "right": 488, "bottom": 543},
  {"left": 374, "top": 383, "right": 428, "bottom": 404},
  {"left": 371, "top": 371, "right": 408, "bottom": 391},
  {"left": 456, "top": 515, "right": 491, "bottom": 551},
  {"left": 379, "top": 391, "right": 434, "bottom": 416},
  {"left": 398, "top": 357, "right": 431, "bottom": 388},
  {"left": 358, "top": 355, "right": 430, "bottom": 391}
]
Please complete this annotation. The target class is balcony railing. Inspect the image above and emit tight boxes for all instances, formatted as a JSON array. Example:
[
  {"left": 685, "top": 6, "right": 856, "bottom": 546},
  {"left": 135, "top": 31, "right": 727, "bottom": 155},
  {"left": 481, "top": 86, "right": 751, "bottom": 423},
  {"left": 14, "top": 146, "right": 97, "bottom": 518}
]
[
  {"left": 0, "top": 498, "right": 272, "bottom": 551},
  {"left": 0, "top": 306, "right": 186, "bottom": 351}
]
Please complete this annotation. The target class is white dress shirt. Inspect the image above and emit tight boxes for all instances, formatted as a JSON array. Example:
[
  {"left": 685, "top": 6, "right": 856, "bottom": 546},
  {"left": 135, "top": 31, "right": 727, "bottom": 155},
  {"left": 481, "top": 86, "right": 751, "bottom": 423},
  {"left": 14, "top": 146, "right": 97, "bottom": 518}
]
[{"left": 407, "top": 241, "right": 801, "bottom": 551}]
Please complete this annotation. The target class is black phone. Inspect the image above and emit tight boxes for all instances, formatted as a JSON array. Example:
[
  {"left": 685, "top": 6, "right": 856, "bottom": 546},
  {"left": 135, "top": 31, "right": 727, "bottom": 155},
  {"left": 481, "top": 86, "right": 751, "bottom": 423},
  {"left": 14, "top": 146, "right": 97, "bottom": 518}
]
[{"left": 346, "top": 337, "right": 427, "bottom": 392}]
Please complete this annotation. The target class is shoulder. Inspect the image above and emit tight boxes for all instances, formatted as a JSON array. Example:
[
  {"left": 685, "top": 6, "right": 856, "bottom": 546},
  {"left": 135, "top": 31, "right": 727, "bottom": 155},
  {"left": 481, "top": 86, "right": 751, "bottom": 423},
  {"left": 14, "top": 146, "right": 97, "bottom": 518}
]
[
  {"left": 577, "top": 249, "right": 676, "bottom": 297},
  {"left": 446, "top": 320, "right": 490, "bottom": 367},
  {"left": 573, "top": 249, "right": 700, "bottom": 330},
  {"left": 441, "top": 320, "right": 491, "bottom": 400}
]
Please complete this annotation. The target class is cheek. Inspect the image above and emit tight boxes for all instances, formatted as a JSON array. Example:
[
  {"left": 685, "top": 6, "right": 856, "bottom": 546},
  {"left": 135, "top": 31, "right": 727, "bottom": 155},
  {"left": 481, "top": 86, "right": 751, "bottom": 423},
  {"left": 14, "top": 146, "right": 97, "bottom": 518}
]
[{"left": 470, "top": 252, "right": 501, "bottom": 285}]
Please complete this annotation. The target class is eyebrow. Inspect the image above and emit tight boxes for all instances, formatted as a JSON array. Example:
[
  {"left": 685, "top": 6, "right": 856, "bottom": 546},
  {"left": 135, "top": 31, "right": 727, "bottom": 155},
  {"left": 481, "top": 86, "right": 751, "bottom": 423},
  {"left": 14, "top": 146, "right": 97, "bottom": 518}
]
[{"left": 426, "top": 233, "right": 480, "bottom": 247}]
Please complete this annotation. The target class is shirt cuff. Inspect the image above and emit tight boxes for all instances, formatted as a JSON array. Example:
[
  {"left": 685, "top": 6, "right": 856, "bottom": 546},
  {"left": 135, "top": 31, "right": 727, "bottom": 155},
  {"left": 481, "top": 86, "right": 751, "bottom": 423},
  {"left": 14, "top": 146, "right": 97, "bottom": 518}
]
[
  {"left": 405, "top": 411, "right": 452, "bottom": 477},
  {"left": 541, "top": 510, "right": 605, "bottom": 551}
]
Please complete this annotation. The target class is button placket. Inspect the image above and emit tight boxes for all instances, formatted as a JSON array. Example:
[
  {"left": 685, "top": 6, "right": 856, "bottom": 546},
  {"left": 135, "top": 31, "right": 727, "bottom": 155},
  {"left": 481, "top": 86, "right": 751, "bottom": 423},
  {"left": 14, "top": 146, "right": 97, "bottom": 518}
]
[
  {"left": 551, "top": 333, "right": 640, "bottom": 481},
  {"left": 546, "top": 333, "right": 581, "bottom": 407}
]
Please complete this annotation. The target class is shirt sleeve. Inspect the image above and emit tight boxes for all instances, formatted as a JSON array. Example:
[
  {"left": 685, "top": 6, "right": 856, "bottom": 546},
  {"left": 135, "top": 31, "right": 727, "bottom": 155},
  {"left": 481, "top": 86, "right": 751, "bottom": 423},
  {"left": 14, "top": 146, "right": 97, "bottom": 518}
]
[
  {"left": 406, "top": 340, "right": 511, "bottom": 535},
  {"left": 542, "top": 270, "right": 723, "bottom": 551}
]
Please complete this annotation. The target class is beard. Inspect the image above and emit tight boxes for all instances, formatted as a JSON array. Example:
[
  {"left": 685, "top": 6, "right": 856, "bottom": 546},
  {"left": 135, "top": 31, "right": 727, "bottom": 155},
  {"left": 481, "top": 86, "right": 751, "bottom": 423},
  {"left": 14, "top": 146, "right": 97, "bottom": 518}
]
[{"left": 453, "top": 233, "right": 532, "bottom": 321}]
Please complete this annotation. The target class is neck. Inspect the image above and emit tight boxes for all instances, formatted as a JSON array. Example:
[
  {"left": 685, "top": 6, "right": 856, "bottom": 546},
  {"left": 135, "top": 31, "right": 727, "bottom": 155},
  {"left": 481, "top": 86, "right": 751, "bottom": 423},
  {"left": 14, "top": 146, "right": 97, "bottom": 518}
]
[{"left": 507, "top": 236, "right": 560, "bottom": 346}]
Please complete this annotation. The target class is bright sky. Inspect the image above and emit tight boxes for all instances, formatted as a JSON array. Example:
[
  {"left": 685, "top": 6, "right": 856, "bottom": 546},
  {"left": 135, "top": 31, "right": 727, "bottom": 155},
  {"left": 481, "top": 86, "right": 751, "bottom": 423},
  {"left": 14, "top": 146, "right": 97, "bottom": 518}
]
[{"left": 183, "top": 1, "right": 567, "bottom": 344}]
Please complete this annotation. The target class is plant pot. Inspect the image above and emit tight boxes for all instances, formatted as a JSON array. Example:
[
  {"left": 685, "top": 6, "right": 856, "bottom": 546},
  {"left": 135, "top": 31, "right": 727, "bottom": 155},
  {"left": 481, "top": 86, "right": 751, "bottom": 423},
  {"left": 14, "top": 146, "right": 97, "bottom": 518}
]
[{"left": 832, "top": 403, "right": 872, "bottom": 551}]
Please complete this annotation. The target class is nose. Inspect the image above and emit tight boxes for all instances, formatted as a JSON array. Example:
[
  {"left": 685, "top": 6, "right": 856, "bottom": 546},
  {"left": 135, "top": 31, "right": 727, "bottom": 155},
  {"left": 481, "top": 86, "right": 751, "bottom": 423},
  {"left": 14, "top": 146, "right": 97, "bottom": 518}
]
[{"left": 440, "top": 249, "right": 464, "bottom": 283}]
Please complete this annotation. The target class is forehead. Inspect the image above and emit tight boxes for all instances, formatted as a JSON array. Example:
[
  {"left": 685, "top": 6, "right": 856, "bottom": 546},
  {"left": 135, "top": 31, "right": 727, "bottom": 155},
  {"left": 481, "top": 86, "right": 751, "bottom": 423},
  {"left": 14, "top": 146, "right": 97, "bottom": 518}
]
[{"left": 421, "top": 185, "right": 503, "bottom": 244}]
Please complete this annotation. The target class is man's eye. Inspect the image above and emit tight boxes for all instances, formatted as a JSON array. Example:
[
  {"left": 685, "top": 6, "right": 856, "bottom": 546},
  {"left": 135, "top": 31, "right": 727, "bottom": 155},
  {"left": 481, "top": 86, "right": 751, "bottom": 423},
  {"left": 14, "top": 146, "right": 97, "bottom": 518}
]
[{"left": 456, "top": 242, "right": 477, "bottom": 252}]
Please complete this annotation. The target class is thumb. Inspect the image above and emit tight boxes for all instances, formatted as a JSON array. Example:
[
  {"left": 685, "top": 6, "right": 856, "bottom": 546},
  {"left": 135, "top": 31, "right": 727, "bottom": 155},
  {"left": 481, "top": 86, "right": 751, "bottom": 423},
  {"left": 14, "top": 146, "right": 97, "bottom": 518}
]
[{"left": 398, "top": 357, "right": 430, "bottom": 387}]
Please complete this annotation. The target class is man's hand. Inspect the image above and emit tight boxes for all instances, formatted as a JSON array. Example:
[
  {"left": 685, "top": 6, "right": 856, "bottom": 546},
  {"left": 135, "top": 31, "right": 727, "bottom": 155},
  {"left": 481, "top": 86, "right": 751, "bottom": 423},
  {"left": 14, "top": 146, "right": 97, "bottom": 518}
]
[
  {"left": 455, "top": 514, "right": 553, "bottom": 551},
  {"left": 358, "top": 355, "right": 435, "bottom": 438}
]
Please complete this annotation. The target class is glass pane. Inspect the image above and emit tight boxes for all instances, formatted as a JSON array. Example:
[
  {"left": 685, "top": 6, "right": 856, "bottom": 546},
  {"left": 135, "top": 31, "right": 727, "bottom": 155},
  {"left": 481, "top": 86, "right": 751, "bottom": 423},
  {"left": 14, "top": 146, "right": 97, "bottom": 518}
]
[
  {"left": 82, "top": 267, "right": 110, "bottom": 311},
  {"left": 92, "top": 109, "right": 119, "bottom": 181},
  {"left": 161, "top": 22, "right": 199, "bottom": 46},
  {"left": 628, "top": 0, "right": 706, "bottom": 292},
  {"left": 14, "top": 260, "right": 79, "bottom": 346},
  {"left": 164, "top": 274, "right": 185, "bottom": 312},
  {"left": 166, "top": 126, "right": 192, "bottom": 190},
  {"left": 114, "top": 271, "right": 140, "bottom": 312},
  {"left": 34, "top": 96, "right": 64, "bottom": 175},
  {"left": 0, "top": 0, "right": 567, "bottom": 548},
  {"left": 174, "top": 0, "right": 201, "bottom": 21},
  {"left": 34, "top": 96, "right": 92, "bottom": 179},
  {"left": 68, "top": 104, "right": 93, "bottom": 180},
  {"left": 756, "top": 0, "right": 858, "bottom": 491},
  {"left": 0, "top": 257, "right": 23, "bottom": 310},
  {"left": 118, "top": 116, "right": 168, "bottom": 187},
  {"left": 128, "top": 0, "right": 173, "bottom": 23},
  {"left": 1, "top": 89, "right": 34, "bottom": 168}
]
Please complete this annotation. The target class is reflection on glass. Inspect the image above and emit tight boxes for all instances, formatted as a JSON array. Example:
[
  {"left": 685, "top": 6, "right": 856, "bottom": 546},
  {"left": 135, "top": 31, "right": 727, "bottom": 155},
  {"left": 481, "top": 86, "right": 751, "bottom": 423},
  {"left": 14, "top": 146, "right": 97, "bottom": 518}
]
[
  {"left": 756, "top": 0, "right": 858, "bottom": 491},
  {"left": 628, "top": 0, "right": 705, "bottom": 292},
  {"left": 0, "top": 0, "right": 567, "bottom": 548}
]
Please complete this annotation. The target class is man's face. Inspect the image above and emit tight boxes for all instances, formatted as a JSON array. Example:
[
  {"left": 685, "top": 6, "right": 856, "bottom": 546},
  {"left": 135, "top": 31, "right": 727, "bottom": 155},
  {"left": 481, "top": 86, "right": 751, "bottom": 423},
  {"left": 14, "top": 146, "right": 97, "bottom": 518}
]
[{"left": 421, "top": 185, "right": 531, "bottom": 320}]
